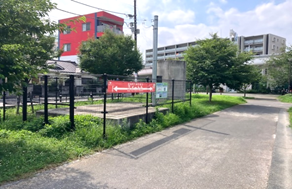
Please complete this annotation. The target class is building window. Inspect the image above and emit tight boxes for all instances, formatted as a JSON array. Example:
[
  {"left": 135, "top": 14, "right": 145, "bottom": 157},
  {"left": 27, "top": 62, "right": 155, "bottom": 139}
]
[
  {"left": 272, "top": 45, "right": 275, "bottom": 50},
  {"left": 63, "top": 26, "right": 71, "bottom": 34},
  {"left": 63, "top": 44, "right": 71, "bottom": 52},
  {"left": 82, "top": 23, "right": 91, "bottom": 31}
]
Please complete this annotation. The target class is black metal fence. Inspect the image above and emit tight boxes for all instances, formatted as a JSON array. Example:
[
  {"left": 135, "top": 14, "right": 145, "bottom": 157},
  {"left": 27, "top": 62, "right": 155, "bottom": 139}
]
[{"left": 1, "top": 74, "right": 192, "bottom": 137}]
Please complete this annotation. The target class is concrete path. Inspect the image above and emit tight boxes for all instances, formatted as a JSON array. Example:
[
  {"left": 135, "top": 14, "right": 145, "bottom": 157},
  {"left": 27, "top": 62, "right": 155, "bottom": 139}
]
[{"left": 2, "top": 95, "right": 292, "bottom": 189}]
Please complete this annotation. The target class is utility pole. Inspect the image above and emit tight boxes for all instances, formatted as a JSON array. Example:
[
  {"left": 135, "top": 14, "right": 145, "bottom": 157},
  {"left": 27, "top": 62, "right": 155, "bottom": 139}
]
[
  {"left": 134, "top": 0, "right": 137, "bottom": 49},
  {"left": 152, "top": 15, "right": 158, "bottom": 106}
]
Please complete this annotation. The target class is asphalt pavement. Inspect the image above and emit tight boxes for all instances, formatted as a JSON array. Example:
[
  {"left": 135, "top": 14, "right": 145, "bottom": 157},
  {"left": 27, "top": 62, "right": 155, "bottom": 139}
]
[{"left": 1, "top": 94, "right": 292, "bottom": 189}]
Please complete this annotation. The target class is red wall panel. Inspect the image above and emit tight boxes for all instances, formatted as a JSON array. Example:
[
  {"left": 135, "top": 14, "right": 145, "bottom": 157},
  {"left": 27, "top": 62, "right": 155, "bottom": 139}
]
[
  {"left": 59, "top": 11, "right": 124, "bottom": 59},
  {"left": 59, "top": 13, "right": 95, "bottom": 56}
]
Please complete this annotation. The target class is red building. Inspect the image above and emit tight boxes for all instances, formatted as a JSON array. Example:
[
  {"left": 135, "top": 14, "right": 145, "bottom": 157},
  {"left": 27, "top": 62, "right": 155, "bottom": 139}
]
[{"left": 58, "top": 11, "right": 124, "bottom": 63}]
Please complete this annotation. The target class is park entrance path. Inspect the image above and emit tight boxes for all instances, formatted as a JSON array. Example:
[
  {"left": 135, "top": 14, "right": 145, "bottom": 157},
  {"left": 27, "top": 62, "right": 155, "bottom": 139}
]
[{"left": 2, "top": 95, "right": 292, "bottom": 189}]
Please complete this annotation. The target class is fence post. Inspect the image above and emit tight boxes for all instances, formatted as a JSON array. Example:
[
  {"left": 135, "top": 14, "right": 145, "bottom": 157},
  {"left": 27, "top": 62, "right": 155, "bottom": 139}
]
[
  {"left": 102, "top": 73, "right": 107, "bottom": 138},
  {"left": 172, "top": 79, "right": 175, "bottom": 113},
  {"left": 146, "top": 78, "right": 149, "bottom": 124},
  {"left": 22, "top": 78, "right": 28, "bottom": 122},
  {"left": 69, "top": 75, "right": 75, "bottom": 130},
  {"left": 55, "top": 77, "right": 58, "bottom": 108},
  {"left": 44, "top": 75, "right": 49, "bottom": 124},
  {"left": 3, "top": 91, "right": 6, "bottom": 121},
  {"left": 189, "top": 81, "right": 192, "bottom": 106}
]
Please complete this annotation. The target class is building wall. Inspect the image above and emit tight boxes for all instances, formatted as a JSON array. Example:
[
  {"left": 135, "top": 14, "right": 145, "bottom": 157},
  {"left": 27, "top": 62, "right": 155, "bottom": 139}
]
[
  {"left": 267, "top": 34, "right": 286, "bottom": 54},
  {"left": 145, "top": 41, "right": 196, "bottom": 66},
  {"left": 59, "top": 11, "right": 124, "bottom": 63},
  {"left": 237, "top": 34, "right": 285, "bottom": 55},
  {"left": 59, "top": 13, "right": 96, "bottom": 57},
  {"left": 157, "top": 60, "right": 186, "bottom": 99}
]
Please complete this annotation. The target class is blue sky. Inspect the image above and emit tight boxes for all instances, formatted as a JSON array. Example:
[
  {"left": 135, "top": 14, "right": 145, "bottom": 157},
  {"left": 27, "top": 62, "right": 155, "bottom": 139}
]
[{"left": 50, "top": 0, "right": 292, "bottom": 61}]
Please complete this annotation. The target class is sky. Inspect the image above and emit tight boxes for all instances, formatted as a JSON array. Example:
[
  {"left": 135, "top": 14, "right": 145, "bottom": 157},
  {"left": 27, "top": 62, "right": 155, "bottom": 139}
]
[{"left": 49, "top": 0, "right": 292, "bottom": 62}]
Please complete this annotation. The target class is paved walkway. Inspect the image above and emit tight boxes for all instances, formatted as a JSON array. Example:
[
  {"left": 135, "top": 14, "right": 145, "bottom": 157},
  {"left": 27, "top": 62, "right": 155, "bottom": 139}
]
[{"left": 2, "top": 95, "right": 292, "bottom": 189}]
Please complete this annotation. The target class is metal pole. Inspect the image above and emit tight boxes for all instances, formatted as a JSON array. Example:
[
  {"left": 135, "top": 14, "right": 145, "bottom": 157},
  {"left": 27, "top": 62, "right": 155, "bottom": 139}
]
[
  {"left": 152, "top": 15, "right": 158, "bottom": 106},
  {"left": 55, "top": 77, "right": 58, "bottom": 108},
  {"left": 3, "top": 91, "right": 6, "bottom": 121},
  {"left": 172, "top": 79, "right": 174, "bottom": 113},
  {"left": 189, "top": 81, "right": 192, "bottom": 106},
  {"left": 44, "top": 75, "right": 49, "bottom": 124},
  {"left": 134, "top": 0, "right": 137, "bottom": 49},
  {"left": 103, "top": 73, "right": 107, "bottom": 138},
  {"left": 69, "top": 75, "right": 75, "bottom": 130},
  {"left": 288, "top": 60, "right": 292, "bottom": 93},
  {"left": 146, "top": 78, "right": 149, "bottom": 124},
  {"left": 23, "top": 79, "right": 28, "bottom": 122}
]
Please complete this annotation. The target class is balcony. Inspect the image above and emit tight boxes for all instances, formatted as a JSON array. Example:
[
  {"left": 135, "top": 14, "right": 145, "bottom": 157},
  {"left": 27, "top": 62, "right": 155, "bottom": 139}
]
[
  {"left": 253, "top": 39, "right": 263, "bottom": 44},
  {"left": 146, "top": 52, "right": 153, "bottom": 56},
  {"left": 164, "top": 49, "right": 175, "bottom": 53},
  {"left": 157, "top": 50, "right": 164, "bottom": 55},
  {"left": 97, "top": 25, "right": 123, "bottom": 35},
  {"left": 165, "top": 54, "right": 176, "bottom": 59},
  {"left": 176, "top": 46, "right": 188, "bottom": 52},
  {"left": 244, "top": 40, "right": 253, "bottom": 45},
  {"left": 253, "top": 47, "right": 263, "bottom": 52},
  {"left": 145, "top": 57, "right": 153, "bottom": 61}
]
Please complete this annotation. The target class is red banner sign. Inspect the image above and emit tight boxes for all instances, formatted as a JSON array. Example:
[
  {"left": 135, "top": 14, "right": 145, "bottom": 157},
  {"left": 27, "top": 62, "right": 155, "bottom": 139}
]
[{"left": 107, "top": 81, "right": 156, "bottom": 93}]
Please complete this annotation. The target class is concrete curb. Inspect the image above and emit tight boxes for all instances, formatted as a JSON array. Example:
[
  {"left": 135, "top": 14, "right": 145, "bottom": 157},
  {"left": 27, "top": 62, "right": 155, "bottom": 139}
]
[{"left": 267, "top": 109, "right": 292, "bottom": 189}]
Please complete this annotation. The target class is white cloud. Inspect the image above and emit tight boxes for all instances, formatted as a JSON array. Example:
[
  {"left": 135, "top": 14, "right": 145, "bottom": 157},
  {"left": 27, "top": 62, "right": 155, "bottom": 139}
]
[
  {"left": 219, "top": 0, "right": 227, "bottom": 4},
  {"left": 153, "top": 9, "right": 196, "bottom": 24},
  {"left": 162, "top": 0, "right": 172, "bottom": 4},
  {"left": 48, "top": 0, "right": 292, "bottom": 64}
]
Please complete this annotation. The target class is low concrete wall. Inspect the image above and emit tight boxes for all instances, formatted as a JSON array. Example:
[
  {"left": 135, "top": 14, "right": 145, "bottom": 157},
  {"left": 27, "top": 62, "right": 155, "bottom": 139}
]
[{"left": 157, "top": 60, "right": 186, "bottom": 100}]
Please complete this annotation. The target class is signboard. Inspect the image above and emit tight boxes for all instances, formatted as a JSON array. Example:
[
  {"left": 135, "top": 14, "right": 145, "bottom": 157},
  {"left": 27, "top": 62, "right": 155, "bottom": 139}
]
[
  {"left": 107, "top": 81, "right": 156, "bottom": 93},
  {"left": 156, "top": 83, "right": 168, "bottom": 98}
]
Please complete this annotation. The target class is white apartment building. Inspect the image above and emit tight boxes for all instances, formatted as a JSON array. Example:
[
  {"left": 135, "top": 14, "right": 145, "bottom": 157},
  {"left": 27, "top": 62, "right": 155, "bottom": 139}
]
[
  {"left": 145, "top": 41, "right": 197, "bottom": 66},
  {"left": 145, "top": 33, "right": 286, "bottom": 67},
  {"left": 235, "top": 33, "right": 286, "bottom": 56}
]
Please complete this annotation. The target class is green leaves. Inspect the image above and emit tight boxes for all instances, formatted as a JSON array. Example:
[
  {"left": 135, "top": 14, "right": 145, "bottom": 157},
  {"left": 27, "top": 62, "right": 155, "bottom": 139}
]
[
  {"left": 184, "top": 33, "right": 255, "bottom": 101},
  {"left": 0, "top": 0, "right": 59, "bottom": 93},
  {"left": 79, "top": 30, "right": 143, "bottom": 76},
  {"left": 265, "top": 45, "right": 292, "bottom": 88}
]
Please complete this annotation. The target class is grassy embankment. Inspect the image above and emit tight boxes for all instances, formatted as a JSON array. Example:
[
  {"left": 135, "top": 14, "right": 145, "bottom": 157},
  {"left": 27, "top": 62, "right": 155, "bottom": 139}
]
[
  {"left": 0, "top": 94, "right": 245, "bottom": 184},
  {"left": 278, "top": 94, "right": 292, "bottom": 128}
]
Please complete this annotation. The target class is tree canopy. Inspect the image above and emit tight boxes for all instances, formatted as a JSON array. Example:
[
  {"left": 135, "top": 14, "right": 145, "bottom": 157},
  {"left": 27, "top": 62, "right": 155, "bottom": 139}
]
[
  {"left": 184, "top": 33, "right": 255, "bottom": 101},
  {"left": 265, "top": 45, "right": 292, "bottom": 89},
  {"left": 0, "top": 0, "right": 60, "bottom": 93},
  {"left": 79, "top": 30, "right": 143, "bottom": 76}
]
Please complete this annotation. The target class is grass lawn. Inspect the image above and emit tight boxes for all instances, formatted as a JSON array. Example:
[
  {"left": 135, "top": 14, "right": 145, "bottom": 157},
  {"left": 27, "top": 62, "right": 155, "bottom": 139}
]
[
  {"left": 278, "top": 94, "right": 292, "bottom": 128},
  {"left": 278, "top": 94, "right": 292, "bottom": 103},
  {"left": 0, "top": 94, "right": 245, "bottom": 184}
]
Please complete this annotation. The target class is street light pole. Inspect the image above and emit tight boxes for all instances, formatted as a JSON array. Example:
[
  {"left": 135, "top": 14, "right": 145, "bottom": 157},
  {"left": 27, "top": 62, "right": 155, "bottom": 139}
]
[
  {"left": 289, "top": 58, "right": 292, "bottom": 93},
  {"left": 134, "top": 0, "right": 137, "bottom": 49}
]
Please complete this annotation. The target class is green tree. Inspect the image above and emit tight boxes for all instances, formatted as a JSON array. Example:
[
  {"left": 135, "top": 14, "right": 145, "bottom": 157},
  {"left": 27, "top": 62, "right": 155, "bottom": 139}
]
[
  {"left": 265, "top": 45, "right": 292, "bottom": 89},
  {"left": 79, "top": 30, "right": 143, "bottom": 76},
  {"left": 184, "top": 33, "right": 254, "bottom": 101},
  {"left": 0, "top": 0, "right": 60, "bottom": 93},
  {"left": 226, "top": 62, "right": 261, "bottom": 97}
]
